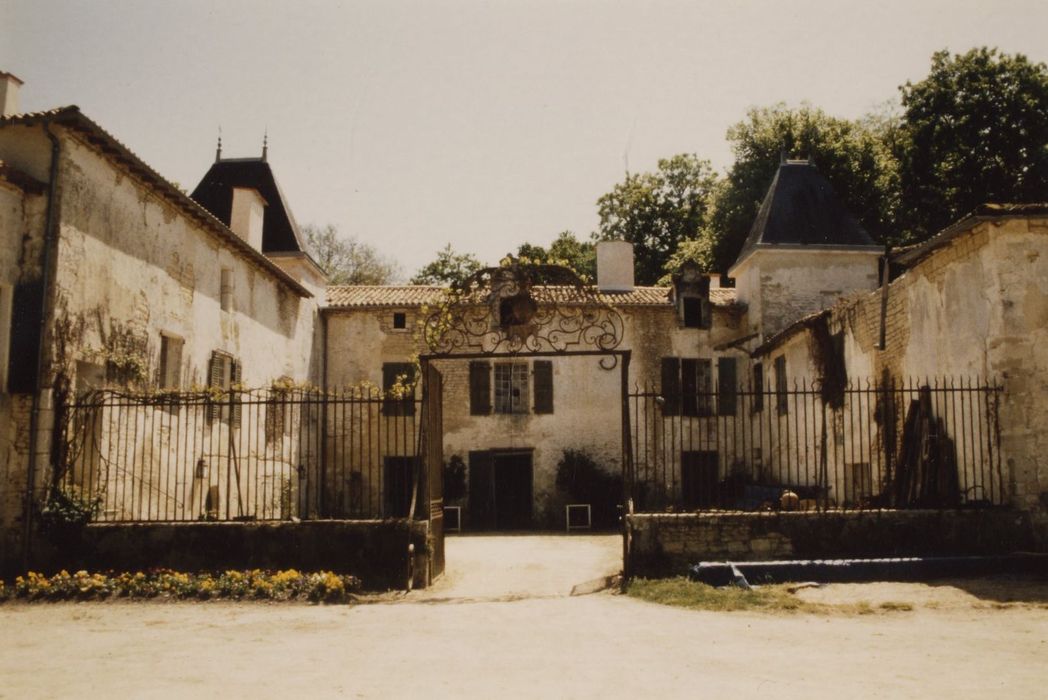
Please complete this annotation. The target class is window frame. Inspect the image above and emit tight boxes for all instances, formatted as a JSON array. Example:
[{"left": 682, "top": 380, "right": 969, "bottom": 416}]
[{"left": 493, "top": 361, "right": 529, "bottom": 415}]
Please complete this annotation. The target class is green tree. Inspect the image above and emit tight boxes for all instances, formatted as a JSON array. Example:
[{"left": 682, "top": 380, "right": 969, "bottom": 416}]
[
  {"left": 703, "top": 104, "right": 900, "bottom": 274},
  {"left": 303, "top": 224, "right": 399, "bottom": 285},
  {"left": 898, "top": 47, "right": 1048, "bottom": 239},
  {"left": 511, "top": 231, "right": 597, "bottom": 281},
  {"left": 410, "top": 243, "right": 484, "bottom": 285},
  {"left": 593, "top": 154, "right": 719, "bottom": 285}
]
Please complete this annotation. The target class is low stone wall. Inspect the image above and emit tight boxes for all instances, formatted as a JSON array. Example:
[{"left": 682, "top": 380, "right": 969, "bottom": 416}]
[
  {"left": 29, "top": 519, "right": 431, "bottom": 591},
  {"left": 626, "top": 509, "right": 1040, "bottom": 579}
]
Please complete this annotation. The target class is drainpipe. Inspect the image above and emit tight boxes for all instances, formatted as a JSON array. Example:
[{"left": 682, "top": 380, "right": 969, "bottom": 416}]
[{"left": 21, "top": 120, "right": 62, "bottom": 569}]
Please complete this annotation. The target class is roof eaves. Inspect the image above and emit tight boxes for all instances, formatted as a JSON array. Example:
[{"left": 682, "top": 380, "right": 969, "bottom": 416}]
[{"left": 0, "top": 107, "right": 313, "bottom": 298}]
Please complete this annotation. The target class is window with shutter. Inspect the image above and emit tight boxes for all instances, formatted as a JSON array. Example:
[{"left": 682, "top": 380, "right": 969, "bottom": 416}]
[
  {"left": 681, "top": 359, "right": 712, "bottom": 417},
  {"left": 382, "top": 362, "right": 416, "bottom": 416},
  {"left": 230, "top": 359, "right": 242, "bottom": 426},
  {"left": 717, "top": 357, "right": 737, "bottom": 416},
  {"left": 533, "top": 360, "right": 553, "bottom": 414},
  {"left": 469, "top": 361, "right": 491, "bottom": 415}
]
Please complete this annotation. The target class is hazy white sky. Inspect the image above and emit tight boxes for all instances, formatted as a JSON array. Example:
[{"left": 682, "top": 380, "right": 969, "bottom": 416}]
[{"left": 3, "top": 0, "right": 1047, "bottom": 277}]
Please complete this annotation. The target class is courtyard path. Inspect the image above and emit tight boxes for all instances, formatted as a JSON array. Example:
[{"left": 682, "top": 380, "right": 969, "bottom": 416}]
[{"left": 2, "top": 535, "right": 1047, "bottom": 699}]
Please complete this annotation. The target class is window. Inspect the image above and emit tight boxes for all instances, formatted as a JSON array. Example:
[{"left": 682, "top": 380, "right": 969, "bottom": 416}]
[
  {"left": 207, "top": 351, "right": 241, "bottom": 425},
  {"left": 494, "top": 362, "right": 529, "bottom": 414},
  {"left": 6, "top": 280, "right": 43, "bottom": 393},
  {"left": 752, "top": 362, "right": 764, "bottom": 412},
  {"left": 469, "top": 360, "right": 553, "bottom": 415},
  {"left": 158, "top": 334, "right": 183, "bottom": 390},
  {"left": 220, "top": 268, "right": 234, "bottom": 312},
  {"left": 717, "top": 357, "right": 737, "bottom": 416},
  {"left": 774, "top": 355, "right": 788, "bottom": 414},
  {"left": 661, "top": 357, "right": 712, "bottom": 417},
  {"left": 382, "top": 362, "right": 416, "bottom": 416},
  {"left": 392, "top": 312, "right": 407, "bottom": 330},
  {"left": 681, "top": 296, "right": 710, "bottom": 329}
]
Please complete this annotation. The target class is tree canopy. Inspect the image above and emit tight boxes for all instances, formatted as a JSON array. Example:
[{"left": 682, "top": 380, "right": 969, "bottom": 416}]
[
  {"left": 303, "top": 224, "right": 399, "bottom": 285},
  {"left": 410, "top": 244, "right": 484, "bottom": 286},
  {"left": 511, "top": 231, "right": 597, "bottom": 282},
  {"left": 593, "top": 154, "right": 719, "bottom": 285},
  {"left": 898, "top": 47, "right": 1048, "bottom": 240}
]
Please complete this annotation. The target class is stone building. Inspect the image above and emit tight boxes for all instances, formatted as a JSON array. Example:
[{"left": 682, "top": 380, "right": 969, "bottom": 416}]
[
  {"left": 0, "top": 78, "right": 323, "bottom": 569},
  {"left": 323, "top": 253, "right": 745, "bottom": 528}
]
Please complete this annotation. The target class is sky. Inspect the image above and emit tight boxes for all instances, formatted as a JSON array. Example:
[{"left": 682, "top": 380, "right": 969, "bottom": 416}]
[{"left": 3, "top": 0, "right": 1048, "bottom": 279}]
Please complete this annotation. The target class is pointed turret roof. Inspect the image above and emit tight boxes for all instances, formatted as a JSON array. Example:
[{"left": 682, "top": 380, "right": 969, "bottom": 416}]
[
  {"left": 191, "top": 156, "right": 305, "bottom": 253},
  {"left": 730, "top": 159, "right": 878, "bottom": 272}
]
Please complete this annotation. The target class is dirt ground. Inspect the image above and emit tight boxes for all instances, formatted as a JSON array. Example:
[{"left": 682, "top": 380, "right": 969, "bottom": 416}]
[{"left": 2, "top": 535, "right": 1047, "bottom": 699}]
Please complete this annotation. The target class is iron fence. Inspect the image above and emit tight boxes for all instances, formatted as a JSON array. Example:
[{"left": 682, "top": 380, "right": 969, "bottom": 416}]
[
  {"left": 55, "top": 387, "right": 422, "bottom": 523},
  {"left": 628, "top": 376, "right": 1004, "bottom": 512}
]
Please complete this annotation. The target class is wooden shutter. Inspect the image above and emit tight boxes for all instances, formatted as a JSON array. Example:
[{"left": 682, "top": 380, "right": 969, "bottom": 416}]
[
  {"left": 231, "top": 359, "right": 242, "bottom": 426},
  {"left": 533, "top": 360, "right": 553, "bottom": 414},
  {"left": 469, "top": 361, "right": 491, "bottom": 415},
  {"left": 752, "top": 362, "right": 764, "bottom": 413},
  {"left": 717, "top": 357, "right": 737, "bottom": 416},
  {"left": 660, "top": 357, "right": 680, "bottom": 416},
  {"left": 206, "top": 351, "right": 223, "bottom": 423},
  {"left": 681, "top": 358, "right": 698, "bottom": 417},
  {"left": 774, "top": 355, "right": 788, "bottom": 414}
]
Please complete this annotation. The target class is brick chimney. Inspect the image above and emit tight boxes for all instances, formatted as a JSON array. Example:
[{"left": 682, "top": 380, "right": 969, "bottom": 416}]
[
  {"left": 229, "top": 187, "right": 266, "bottom": 251},
  {"left": 596, "top": 240, "right": 635, "bottom": 293},
  {"left": 0, "top": 72, "right": 24, "bottom": 117}
]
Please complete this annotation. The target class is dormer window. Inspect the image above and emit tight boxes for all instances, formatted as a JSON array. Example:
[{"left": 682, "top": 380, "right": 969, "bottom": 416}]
[{"left": 672, "top": 261, "right": 711, "bottom": 329}]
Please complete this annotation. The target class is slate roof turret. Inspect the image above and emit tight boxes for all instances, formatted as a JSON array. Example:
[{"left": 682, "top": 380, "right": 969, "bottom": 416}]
[{"left": 730, "top": 159, "right": 879, "bottom": 272}]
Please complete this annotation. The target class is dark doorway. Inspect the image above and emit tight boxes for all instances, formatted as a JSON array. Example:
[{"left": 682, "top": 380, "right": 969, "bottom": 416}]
[
  {"left": 680, "top": 451, "right": 719, "bottom": 509},
  {"left": 468, "top": 450, "right": 534, "bottom": 530}
]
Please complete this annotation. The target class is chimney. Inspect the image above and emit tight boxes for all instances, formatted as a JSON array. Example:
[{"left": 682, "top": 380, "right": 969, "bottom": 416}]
[
  {"left": 0, "top": 72, "right": 24, "bottom": 117},
  {"left": 596, "top": 240, "right": 635, "bottom": 293},
  {"left": 229, "top": 187, "right": 266, "bottom": 251}
]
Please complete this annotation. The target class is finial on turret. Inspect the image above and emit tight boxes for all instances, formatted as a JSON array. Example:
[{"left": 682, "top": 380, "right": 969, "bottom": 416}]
[
  {"left": 215, "top": 127, "right": 222, "bottom": 162},
  {"left": 262, "top": 128, "right": 268, "bottom": 162}
]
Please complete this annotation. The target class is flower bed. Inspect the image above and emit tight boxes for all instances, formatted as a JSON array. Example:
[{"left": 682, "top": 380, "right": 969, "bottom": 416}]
[{"left": 0, "top": 569, "right": 362, "bottom": 603}]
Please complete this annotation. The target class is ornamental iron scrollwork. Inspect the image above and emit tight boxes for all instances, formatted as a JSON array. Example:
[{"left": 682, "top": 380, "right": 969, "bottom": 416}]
[{"left": 422, "top": 261, "right": 625, "bottom": 365}]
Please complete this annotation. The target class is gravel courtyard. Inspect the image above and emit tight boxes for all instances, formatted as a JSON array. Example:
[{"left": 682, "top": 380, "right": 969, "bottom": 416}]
[{"left": 2, "top": 535, "right": 1046, "bottom": 699}]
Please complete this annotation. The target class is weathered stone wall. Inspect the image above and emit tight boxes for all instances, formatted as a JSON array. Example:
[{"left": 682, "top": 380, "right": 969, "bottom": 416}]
[
  {"left": 830, "top": 218, "right": 1048, "bottom": 511},
  {"left": 627, "top": 510, "right": 1039, "bottom": 577},
  {"left": 734, "top": 249, "right": 880, "bottom": 338},
  {"left": 29, "top": 519, "right": 431, "bottom": 590}
]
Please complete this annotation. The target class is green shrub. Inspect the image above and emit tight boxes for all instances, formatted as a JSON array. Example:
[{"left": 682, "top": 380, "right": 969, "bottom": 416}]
[{"left": 555, "top": 449, "right": 623, "bottom": 528}]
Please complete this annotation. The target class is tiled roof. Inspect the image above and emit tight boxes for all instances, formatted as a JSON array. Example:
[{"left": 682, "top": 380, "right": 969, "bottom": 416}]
[
  {"left": 0, "top": 107, "right": 312, "bottom": 298},
  {"left": 326, "top": 284, "right": 737, "bottom": 309}
]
